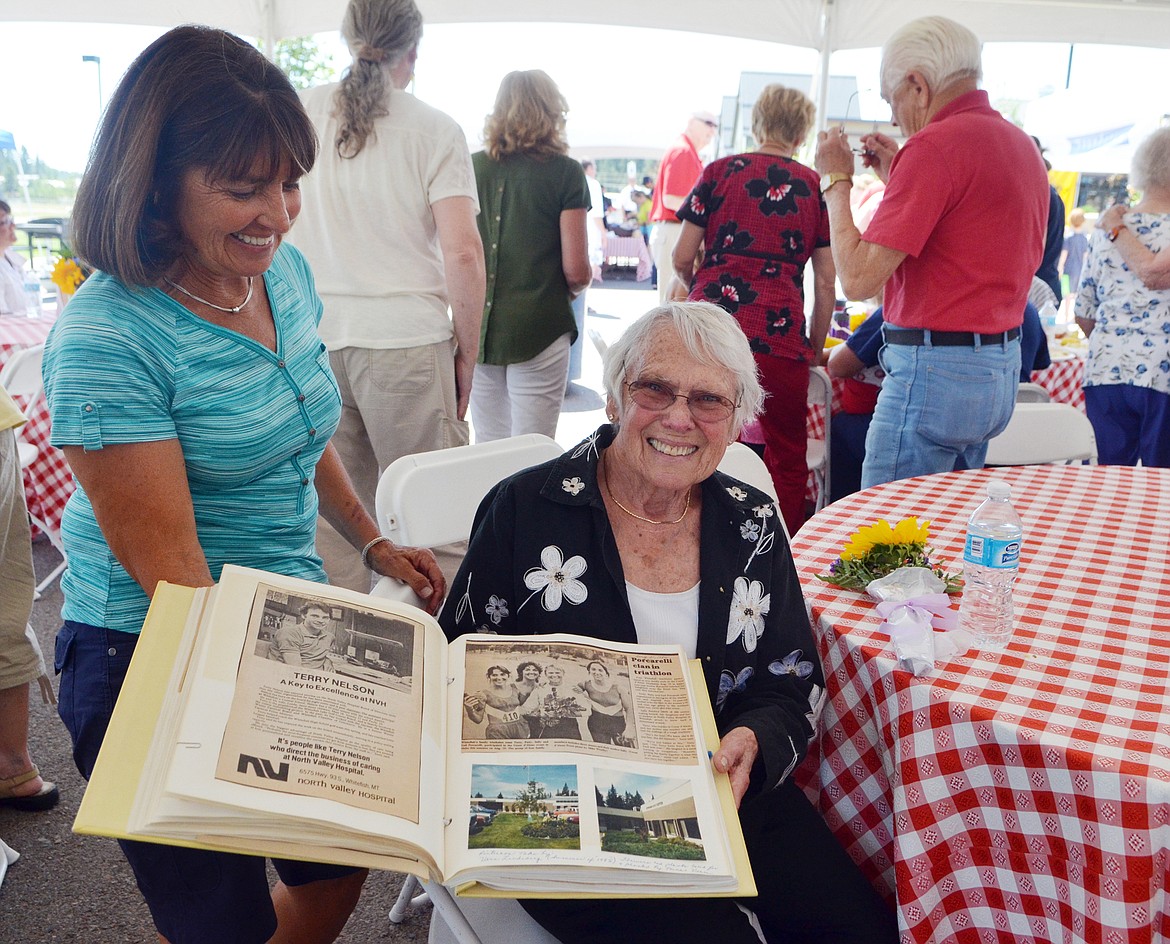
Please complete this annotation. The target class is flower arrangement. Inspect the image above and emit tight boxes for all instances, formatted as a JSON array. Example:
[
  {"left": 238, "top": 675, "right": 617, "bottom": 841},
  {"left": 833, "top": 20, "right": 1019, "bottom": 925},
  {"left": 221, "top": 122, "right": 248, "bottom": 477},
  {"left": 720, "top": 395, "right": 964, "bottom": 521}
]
[
  {"left": 50, "top": 251, "right": 88, "bottom": 296},
  {"left": 818, "top": 516, "right": 962, "bottom": 593}
]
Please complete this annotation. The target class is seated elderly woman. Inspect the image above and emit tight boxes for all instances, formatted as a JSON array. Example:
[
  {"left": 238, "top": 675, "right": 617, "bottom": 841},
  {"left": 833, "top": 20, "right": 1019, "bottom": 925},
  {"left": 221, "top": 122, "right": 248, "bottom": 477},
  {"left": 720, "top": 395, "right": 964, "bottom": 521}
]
[{"left": 440, "top": 300, "right": 895, "bottom": 944}]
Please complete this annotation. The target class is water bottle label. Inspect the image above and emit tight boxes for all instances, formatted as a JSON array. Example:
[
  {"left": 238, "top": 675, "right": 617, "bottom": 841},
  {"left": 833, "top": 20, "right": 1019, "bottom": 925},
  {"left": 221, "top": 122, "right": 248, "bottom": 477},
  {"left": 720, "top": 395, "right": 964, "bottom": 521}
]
[{"left": 963, "top": 534, "right": 1021, "bottom": 569}]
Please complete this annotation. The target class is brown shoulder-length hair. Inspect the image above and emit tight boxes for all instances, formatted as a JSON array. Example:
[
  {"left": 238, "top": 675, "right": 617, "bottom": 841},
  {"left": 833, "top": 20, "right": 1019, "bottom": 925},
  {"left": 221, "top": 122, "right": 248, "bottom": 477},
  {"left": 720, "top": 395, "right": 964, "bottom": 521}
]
[
  {"left": 482, "top": 70, "right": 569, "bottom": 161},
  {"left": 71, "top": 25, "right": 318, "bottom": 288}
]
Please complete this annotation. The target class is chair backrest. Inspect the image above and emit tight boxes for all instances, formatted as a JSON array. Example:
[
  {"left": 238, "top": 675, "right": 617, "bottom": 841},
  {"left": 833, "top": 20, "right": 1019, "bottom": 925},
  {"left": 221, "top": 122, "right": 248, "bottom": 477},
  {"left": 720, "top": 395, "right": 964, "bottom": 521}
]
[
  {"left": 985, "top": 402, "right": 1097, "bottom": 465},
  {"left": 375, "top": 434, "right": 564, "bottom": 549},
  {"left": 806, "top": 366, "right": 833, "bottom": 511},
  {"left": 718, "top": 442, "right": 776, "bottom": 500},
  {"left": 1016, "top": 381, "right": 1051, "bottom": 403},
  {"left": 0, "top": 343, "right": 45, "bottom": 413},
  {"left": 586, "top": 326, "right": 608, "bottom": 360},
  {"left": 808, "top": 365, "right": 832, "bottom": 413},
  {"left": 717, "top": 442, "right": 790, "bottom": 544}
]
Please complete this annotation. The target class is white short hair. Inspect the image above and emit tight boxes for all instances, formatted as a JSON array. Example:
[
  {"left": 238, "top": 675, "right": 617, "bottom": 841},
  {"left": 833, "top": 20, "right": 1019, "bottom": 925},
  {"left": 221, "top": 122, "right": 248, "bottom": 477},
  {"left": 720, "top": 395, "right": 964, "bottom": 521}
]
[
  {"left": 1130, "top": 126, "right": 1170, "bottom": 193},
  {"left": 881, "top": 16, "right": 982, "bottom": 99},
  {"left": 602, "top": 301, "right": 763, "bottom": 430}
]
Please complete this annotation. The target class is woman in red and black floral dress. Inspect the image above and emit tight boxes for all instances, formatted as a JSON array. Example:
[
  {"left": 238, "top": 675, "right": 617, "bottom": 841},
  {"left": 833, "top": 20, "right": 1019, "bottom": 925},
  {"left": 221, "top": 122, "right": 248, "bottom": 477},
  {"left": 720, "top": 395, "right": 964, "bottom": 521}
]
[{"left": 673, "top": 84, "right": 835, "bottom": 536}]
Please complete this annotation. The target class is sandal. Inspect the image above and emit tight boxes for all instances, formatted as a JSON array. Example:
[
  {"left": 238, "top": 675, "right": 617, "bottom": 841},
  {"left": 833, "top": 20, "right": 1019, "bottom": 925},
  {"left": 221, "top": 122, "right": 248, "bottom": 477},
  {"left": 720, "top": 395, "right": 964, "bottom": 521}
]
[{"left": 0, "top": 766, "right": 60, "bottom": 812}]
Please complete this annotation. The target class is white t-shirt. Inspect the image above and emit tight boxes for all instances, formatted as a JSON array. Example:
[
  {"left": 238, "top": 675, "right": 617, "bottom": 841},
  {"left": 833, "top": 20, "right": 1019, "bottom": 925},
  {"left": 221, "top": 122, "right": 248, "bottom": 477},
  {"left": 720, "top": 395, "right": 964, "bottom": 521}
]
[
  {"left": 585, "top": 175, "right": 605, "bottom": 263},
  {"left": 291, "top": 84, "right": 479, "bottom": 350},
  {"left": 626, "top": 581, "right": 700, "bottom": 659},
  {"left": 0, "top": 249, "right": 28, "bottom": 316}
]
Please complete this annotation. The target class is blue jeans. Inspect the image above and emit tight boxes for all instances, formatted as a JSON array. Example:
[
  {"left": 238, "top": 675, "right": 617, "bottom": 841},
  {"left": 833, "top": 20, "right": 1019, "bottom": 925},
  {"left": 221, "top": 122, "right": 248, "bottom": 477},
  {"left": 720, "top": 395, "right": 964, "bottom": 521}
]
[{"left": 862, "top": 335, "right": 1020, "bottom": 488}]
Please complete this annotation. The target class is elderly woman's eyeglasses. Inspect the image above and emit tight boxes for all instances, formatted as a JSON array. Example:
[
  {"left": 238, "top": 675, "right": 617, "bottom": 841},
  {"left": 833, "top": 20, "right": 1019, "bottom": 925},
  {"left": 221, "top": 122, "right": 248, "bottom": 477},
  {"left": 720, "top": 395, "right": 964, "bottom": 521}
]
[{"left": 625, "top": 380, "right": 737, "bottom": 422}]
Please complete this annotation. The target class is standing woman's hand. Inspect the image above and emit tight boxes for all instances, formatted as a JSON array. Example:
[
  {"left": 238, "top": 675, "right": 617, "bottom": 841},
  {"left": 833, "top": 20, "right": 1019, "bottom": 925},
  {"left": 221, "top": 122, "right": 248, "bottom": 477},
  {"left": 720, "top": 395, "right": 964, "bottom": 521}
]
[{"left": 365, "top": 540, "right": 446, "bottom": 615}]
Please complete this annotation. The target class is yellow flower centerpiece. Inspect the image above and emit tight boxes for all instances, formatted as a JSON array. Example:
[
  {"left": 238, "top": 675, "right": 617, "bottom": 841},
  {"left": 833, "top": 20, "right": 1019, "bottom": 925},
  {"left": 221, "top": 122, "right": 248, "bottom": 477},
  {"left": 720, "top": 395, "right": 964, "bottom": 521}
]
[
  {"left": 819, "top": 516, "right": 962, "bottom": 592},
  {"left": 50, "top": 251, "right": 89, "bottom": 297}
]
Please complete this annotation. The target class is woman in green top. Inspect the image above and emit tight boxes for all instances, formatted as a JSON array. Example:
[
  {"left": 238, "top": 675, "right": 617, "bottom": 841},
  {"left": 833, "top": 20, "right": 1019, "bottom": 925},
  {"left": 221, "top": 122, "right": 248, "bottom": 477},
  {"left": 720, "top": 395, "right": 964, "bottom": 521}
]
[{"left": 470, "top": 70, "right": 592, "bottom": 441}]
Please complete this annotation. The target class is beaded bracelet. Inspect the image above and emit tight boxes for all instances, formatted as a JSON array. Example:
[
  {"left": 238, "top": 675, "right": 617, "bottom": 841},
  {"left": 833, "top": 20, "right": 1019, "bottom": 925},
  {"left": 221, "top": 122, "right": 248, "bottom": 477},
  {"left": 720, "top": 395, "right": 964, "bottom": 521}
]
[{"left": 360, "top": 535, "right": 392, "bottom": 569}]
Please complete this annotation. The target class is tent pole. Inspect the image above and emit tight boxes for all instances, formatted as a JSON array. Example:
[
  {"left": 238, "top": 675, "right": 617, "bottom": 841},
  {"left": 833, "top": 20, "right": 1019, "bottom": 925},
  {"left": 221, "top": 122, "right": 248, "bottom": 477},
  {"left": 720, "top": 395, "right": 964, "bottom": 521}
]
[
  {"left": 262, "top": 0, "right": 277, "bottom": 58},
  {"left": 813, "top": 0, "right": 836, "bottom": 132}
]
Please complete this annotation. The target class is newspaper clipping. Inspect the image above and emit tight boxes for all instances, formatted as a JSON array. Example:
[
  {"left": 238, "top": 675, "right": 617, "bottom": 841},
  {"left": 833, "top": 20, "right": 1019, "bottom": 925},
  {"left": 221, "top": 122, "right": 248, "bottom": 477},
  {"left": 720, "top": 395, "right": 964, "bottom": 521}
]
[{"left": 216, "top": 582, "right": 427, "bottom": 821}]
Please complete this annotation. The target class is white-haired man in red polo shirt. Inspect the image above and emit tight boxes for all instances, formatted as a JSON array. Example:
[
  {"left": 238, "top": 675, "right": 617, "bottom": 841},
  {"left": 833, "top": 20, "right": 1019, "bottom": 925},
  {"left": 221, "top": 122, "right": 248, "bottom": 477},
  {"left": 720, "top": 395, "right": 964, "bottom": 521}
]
[{"left": 815, "top": 15, "right": 1048, "bottom": 487}]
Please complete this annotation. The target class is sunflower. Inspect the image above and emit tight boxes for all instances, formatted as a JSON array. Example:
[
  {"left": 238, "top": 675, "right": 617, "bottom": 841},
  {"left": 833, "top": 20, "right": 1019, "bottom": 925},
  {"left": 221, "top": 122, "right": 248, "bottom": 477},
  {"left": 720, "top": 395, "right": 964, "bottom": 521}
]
[{"left": 820, "top": 516, "right": 961, "bottom": 593}]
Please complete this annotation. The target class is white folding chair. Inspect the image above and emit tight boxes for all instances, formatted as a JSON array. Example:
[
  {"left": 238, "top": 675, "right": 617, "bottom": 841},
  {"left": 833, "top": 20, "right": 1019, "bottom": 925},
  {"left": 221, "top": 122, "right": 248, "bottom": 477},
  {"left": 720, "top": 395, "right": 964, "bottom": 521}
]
[
  {"left": 0, "top": 344, "right": 66, "bottom": 593},
  {"left": 586, "top": 326, "right": 608, "bottom": 360},
  {"left": 369, "top": 434, "right": 564, "bottom": 944},
  {"left": 985, "top": 402, "right": 1097, "bottom": 466},
  {"left": 717, "top": 442, "right": 790, "bottom": 545},
  {"left": 806, "top": 367, "right": 832, "bottom": 513},
  {"left": 370, "top": 434, "right": 563, "bottom": 606},
  {"left": 1016, "top": 381, "right": 1051, "bottom": 403}
]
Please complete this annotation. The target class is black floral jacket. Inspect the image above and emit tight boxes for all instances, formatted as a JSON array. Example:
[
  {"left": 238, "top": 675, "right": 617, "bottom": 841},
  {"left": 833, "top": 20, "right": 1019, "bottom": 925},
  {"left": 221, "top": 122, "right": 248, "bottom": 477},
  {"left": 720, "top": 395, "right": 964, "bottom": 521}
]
[{"left": 439, "top": 426, "right": 825, "bottom": 795}]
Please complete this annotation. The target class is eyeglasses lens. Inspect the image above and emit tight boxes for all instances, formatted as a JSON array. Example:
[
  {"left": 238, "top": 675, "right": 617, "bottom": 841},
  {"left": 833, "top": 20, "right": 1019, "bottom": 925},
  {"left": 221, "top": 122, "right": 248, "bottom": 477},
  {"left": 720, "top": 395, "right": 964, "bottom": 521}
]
[{"left": 627, "top": 382, "right": 734, "bottom": 421}]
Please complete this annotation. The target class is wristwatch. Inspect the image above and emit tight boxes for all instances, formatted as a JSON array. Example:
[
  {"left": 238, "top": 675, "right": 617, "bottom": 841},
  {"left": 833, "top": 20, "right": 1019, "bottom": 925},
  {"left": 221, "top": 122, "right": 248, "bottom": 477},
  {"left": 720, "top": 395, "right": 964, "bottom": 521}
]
[{"left": 820, "top": 172, "right": 852, "bottom": 194}]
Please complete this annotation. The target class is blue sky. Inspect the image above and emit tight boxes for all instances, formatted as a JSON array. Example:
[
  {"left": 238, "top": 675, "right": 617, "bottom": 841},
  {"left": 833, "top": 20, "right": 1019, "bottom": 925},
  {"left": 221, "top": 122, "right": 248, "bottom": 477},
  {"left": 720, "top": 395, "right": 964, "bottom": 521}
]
[{"left": 470, "top": 764, "right": 577, "bottom": 798}]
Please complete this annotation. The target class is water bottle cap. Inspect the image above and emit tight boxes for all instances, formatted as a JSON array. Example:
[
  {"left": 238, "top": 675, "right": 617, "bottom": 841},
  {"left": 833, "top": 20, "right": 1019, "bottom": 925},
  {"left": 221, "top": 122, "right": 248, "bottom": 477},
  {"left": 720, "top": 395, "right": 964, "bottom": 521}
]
[{"left": 987, "top": 480, "right": 1012, "bottom": 499}]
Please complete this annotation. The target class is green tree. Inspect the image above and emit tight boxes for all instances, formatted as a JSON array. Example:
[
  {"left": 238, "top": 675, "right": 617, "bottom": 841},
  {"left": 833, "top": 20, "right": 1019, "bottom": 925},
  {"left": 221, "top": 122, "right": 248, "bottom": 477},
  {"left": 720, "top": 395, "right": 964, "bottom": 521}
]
[
  {"left": 273, "top": 36, "right": 336, "bottom": 90},
  {"left": 605, "top": 784, "right": 621, "bottom": 809},
  {"left": 514, "top": 779, "right": 551, "bottom": 817},
  {"left": 595, "top": 786, "right": 606, "bottom": 807}
]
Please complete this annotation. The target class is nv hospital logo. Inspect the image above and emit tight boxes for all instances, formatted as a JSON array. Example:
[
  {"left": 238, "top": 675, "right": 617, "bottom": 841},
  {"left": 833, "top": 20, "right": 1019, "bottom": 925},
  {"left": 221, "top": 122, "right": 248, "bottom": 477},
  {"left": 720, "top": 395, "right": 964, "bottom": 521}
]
[{"left": 237, "top": 753, "right": 291, "bottom": 781}]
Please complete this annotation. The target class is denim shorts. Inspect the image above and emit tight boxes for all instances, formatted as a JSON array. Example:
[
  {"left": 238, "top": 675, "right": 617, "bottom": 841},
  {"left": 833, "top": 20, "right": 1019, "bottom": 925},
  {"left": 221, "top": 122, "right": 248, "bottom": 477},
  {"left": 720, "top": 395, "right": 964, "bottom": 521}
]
[{"left": 55, "top": 620, "right": 362, "bottom": 944}]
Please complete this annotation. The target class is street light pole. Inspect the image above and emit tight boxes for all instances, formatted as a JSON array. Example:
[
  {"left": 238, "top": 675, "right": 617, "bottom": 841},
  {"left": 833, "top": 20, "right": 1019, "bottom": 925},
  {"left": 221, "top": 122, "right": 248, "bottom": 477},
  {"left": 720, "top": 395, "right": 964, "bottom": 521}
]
[{"left": 81, "top": 55, "right": 102, "bottom": 113}]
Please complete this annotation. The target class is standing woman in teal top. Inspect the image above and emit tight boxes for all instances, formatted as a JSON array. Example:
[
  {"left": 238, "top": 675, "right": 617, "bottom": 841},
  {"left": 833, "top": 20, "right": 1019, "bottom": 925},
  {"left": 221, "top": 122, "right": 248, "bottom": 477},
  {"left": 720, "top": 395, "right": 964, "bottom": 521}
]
[
  {"left": 470, "top": 70, "right": 593, "bottom": 441},
  {"left": 41, "top": 26, "right": 443, "bottom": 944}
]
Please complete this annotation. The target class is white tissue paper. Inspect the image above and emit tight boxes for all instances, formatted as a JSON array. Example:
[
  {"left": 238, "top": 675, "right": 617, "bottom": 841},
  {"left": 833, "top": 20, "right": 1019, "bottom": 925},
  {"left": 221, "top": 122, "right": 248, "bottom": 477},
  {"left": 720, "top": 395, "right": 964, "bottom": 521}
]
[
  {"left": 865, "top": 567, "right": 973, "bottom": 675},
  {"left": 865, "top": 566, "right": 945, "bottom": 602}
]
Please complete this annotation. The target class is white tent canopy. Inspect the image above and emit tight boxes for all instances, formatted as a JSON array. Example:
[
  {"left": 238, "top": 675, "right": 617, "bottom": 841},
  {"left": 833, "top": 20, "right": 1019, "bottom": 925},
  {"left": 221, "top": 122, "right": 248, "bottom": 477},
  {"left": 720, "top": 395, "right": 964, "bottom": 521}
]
[
  {"left": 3, "top": 0, "right": 1168, "bottom": 141},
  {"left": 3, "top": 0, "right": 1170, "bottom": 51}
]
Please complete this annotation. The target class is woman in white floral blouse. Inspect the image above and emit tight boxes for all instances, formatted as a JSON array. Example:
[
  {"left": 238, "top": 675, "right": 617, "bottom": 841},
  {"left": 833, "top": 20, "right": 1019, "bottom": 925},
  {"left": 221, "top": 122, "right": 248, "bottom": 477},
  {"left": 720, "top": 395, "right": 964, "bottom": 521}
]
[
  {"left": 1075, "top": 126, "right": 1170, "bottom": 467},
  {"left": 440, "top": 301, "right": 896, "bottom": 944}
]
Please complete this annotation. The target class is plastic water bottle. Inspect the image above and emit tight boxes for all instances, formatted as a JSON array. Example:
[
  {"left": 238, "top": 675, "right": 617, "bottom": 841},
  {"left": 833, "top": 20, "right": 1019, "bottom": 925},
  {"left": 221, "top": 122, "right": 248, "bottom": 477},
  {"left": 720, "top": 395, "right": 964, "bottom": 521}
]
[
  {"left": 959, "top": 480, "right": 1023, "bottom": 647},
  {"left": 22, "top": 272, "right": 42, "bottom": 318}
]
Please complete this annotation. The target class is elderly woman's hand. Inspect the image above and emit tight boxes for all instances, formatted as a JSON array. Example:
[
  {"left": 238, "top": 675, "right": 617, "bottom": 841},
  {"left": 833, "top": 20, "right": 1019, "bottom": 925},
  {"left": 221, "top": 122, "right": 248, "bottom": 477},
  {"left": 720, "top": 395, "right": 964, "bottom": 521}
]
[
  {"left": 1098, "top": 204, "right": 1128, "bottom": 232},
  {"left": 367, "top": 541, "right": 446, "bottom": 615},
  {"left": 711, "top": 725, "right": 760, "bottom": 808}
]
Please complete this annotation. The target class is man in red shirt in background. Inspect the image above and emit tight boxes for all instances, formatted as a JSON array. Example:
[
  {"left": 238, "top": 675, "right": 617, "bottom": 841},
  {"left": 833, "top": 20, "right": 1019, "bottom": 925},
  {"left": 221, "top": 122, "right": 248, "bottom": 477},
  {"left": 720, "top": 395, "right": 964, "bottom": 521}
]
[
  {"left": 815, "top": 15, "right": 1048, "bottom": 486},
  {"left": 648, "top": 110, "right": 718, "bottom": 303}
]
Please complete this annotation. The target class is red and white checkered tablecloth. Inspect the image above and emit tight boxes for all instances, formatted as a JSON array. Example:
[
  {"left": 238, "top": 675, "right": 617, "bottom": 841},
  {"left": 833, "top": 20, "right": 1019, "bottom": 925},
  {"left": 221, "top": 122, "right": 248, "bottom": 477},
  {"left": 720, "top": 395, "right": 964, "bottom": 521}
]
[
  {"left": 1032, "top": 352, "right": 1085, "bottom": 411},
  {"left": 1, "top": 315, "right": 74, "bottom": 535},
  {"left": 602, "top": 234, "right": 653, "bottom": 282},
  {"left": 790, "top": 465, "right": 1170, "bottom": 944}
]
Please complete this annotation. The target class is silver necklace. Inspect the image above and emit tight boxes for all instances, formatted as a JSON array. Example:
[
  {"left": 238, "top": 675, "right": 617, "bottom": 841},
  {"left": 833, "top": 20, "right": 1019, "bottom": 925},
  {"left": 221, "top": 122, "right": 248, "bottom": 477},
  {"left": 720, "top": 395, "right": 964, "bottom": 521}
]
[{"left": 165, "top": 276, "right": 254, "bottom": 314}]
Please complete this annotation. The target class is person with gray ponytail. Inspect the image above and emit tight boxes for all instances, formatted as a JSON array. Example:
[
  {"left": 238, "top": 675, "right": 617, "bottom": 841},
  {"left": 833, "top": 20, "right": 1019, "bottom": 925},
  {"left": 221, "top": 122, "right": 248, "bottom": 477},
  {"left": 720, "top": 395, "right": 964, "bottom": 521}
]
[{"left": 293, "top": 0, "right": 486, "bottom": 592}]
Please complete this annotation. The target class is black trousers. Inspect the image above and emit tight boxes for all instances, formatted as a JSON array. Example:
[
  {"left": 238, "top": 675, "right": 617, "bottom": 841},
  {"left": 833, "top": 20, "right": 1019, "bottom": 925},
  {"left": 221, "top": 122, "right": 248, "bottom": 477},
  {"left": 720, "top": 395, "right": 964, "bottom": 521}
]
[{"left": 522, "top": 779, "right": 897, "bottom": 944}]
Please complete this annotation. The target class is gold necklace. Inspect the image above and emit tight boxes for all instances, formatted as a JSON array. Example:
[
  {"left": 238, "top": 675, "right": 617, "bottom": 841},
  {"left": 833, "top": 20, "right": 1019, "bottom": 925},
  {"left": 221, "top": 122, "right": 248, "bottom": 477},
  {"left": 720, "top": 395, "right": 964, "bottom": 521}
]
[{"left": 601, "top": 460, "right": 691, "bottom": 526}]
